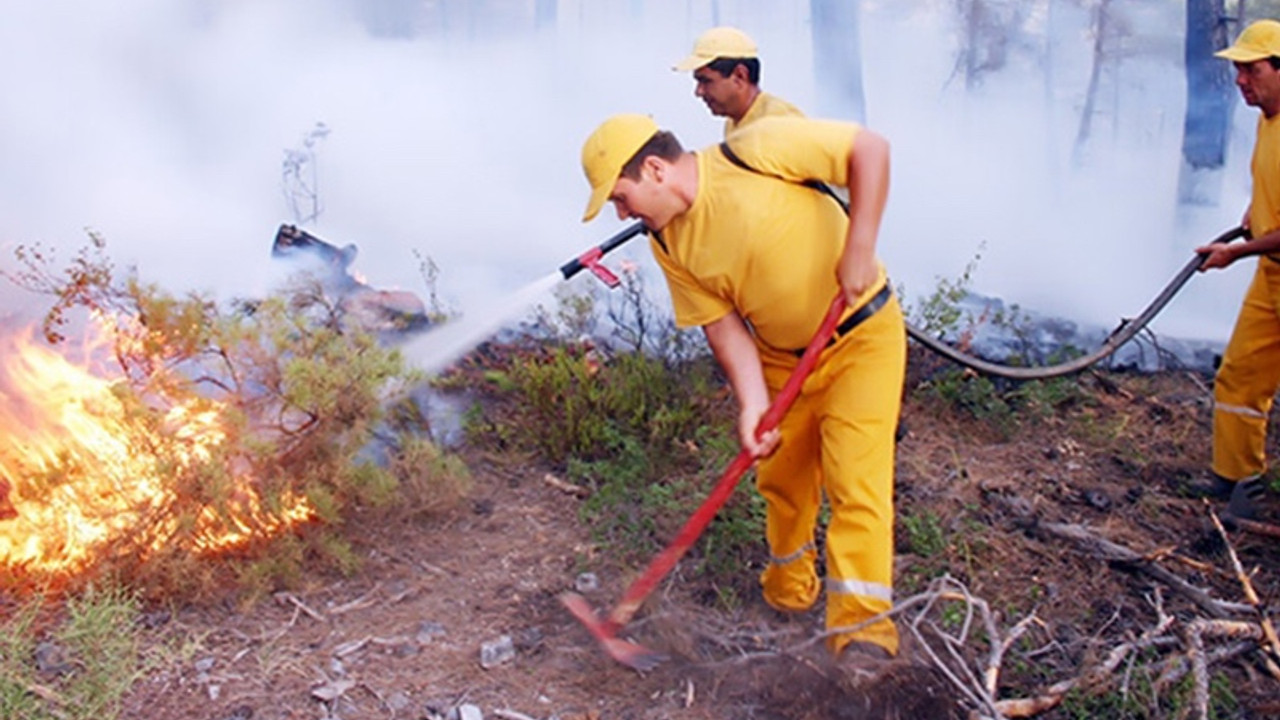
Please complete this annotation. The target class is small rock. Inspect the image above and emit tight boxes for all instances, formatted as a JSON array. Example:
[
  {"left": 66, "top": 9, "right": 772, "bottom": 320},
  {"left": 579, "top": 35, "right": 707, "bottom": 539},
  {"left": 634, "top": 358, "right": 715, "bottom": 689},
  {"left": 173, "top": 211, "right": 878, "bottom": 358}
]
[
  {"left": 194, "top": 656, "right": 216, "bottom": 673},
  {"left": 416, "top": 620, "right": 447, "bottom": 644},
  {"left": 207, "top": 683, "right": 221, "bottom": 701},
  {"left": 219, "top": 705, "right": 254, "bottom": 720},
  {"left": 390, "top": 640, "right": 420, "bottom": 658},
  {"left": 387, "top": 692, "right": 412, "bottom": 712},
  {"left": 574, "top": 572, "right": 600, "bottom": 593},
  {"left": 422, "top": 697, "right": 453, "bottom": 720},
  {"left": 139, "top": 610, "right": 171, "bottom": 629},
  {"left": 329, "top": 657, "right": 346, "bottom": 677},
  {"left": 311, "top": 678, "right": 356, "bottom": 702},
  {"left": 514, "top": 626, "right": 544, "bottom": 651},
  {"left": 479, "top": 635, "right": 516, "bottom": 668},
  {"left": 458, "top": 704, "right": 484, "bottom": 720},
  {"left": 1084, "top": 489, "right": 1112, "bottom": 511},
  {"left": 34, "top": 641, "right": 73, "bottom": 676}
]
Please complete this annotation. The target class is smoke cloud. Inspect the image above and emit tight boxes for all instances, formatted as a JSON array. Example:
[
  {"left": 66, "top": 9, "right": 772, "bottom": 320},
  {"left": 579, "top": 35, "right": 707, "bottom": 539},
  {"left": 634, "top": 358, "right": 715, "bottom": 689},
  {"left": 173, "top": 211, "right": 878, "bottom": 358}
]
[{"left": 0, "top": 1, "right": 1252, "bottom": 350}]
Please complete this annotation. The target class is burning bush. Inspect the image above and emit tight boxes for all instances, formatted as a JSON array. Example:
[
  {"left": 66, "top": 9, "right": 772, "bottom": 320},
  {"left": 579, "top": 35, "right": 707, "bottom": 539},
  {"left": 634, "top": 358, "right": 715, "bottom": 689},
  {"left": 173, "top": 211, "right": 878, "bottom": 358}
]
[{"left": 0, "top": 235, "right": 468, "bottom": 599}]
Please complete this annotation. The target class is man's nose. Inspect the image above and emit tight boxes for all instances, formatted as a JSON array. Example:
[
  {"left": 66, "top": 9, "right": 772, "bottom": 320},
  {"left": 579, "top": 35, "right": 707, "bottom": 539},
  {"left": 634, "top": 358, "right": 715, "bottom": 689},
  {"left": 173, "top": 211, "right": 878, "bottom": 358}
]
[{"left": 613, "top": 201, "right": 631, "bottom": 221}]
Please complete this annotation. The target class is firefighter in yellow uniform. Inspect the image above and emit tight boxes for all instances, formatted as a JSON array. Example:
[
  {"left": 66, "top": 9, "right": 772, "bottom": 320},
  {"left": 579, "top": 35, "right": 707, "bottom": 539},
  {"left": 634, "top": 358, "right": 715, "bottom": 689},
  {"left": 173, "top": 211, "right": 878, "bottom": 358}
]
[
  {"left": 1197, "top": 20, "right": 1280, "bottom": 519},
  {"left": 579, "top": 113, "right": 904, "bottom": 658},
  {"left": 672, "top": 26, "right": 803, "bottom": 134}
]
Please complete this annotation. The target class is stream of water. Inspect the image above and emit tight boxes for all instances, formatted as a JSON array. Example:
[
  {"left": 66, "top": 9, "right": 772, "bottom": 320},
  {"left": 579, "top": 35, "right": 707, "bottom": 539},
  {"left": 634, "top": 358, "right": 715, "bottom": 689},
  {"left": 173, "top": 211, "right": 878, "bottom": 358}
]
[{"left": 403, "top": 269, "right": 564, "bottom": 376}]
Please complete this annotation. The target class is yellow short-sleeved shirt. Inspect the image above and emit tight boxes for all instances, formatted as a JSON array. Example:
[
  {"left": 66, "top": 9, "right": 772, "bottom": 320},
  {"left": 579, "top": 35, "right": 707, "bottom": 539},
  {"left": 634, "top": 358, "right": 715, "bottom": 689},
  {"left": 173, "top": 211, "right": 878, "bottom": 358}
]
[
  {"left": 725, "top": 91, "right": 803, "bottom": 136},
  {"left": 1250, "top": 114, "right": 1280, "bottom": 258},
  {"left": 650, "top": 115, "right": 888, "bottom": 351}
]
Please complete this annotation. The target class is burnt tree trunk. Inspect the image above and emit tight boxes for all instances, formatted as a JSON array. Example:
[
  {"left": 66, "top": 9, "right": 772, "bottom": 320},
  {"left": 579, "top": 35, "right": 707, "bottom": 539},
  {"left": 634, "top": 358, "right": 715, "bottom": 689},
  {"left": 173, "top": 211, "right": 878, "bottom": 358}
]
[
  {"left": 1074, "top": 0, "right": 1112, "bottom": 158},
  {"left": 810, "top": 0, "right": 866, "bottom": 123},
  {"left": 1177, "top": 0, "right": 1235, "bottom": 205}
]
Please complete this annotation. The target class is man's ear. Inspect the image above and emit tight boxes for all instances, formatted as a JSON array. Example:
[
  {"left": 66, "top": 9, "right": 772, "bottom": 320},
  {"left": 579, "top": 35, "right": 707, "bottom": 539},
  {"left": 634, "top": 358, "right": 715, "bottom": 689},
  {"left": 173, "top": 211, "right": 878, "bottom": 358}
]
[
  {"left": 642, "top": 155, "right": 666, "bottom": 183},
  {"left": 730, "top": 63, "right": 751, "bottom": 84}
]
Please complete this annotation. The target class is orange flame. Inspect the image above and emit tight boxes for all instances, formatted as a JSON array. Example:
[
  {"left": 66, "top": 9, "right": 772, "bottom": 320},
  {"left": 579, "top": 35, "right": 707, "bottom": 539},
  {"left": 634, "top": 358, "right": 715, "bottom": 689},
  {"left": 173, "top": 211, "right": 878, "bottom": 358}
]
[{"left": 0, "top": 321, "right": 313, "bottom": 575}]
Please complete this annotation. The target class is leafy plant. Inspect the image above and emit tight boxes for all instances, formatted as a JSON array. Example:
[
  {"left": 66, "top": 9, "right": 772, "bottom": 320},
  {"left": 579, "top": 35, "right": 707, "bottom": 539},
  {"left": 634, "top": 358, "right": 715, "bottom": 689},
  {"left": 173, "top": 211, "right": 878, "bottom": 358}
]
[{"left": 1, "top": 235, "right": 469, "bottom": 599}]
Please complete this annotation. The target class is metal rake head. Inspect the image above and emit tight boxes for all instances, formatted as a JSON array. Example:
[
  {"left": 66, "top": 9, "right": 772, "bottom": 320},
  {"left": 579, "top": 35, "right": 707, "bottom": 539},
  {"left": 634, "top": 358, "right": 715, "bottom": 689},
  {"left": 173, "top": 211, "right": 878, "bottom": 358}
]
[{"left": 560, "top": 592, "right": 667, "bottom": 672}]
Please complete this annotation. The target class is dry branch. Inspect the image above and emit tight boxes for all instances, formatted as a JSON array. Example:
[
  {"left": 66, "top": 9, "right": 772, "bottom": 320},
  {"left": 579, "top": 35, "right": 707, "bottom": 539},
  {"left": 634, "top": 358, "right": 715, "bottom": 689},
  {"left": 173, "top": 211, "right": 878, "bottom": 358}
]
[
  {"left": 1207, "top": 506, "right": 1280, "bottom": 680},
  {"left": 1039, "top": 522, "right": 1246, "bottom": 618},
  {"left": 1232, "top": 516, "right": 1280, "bottom": 540}
]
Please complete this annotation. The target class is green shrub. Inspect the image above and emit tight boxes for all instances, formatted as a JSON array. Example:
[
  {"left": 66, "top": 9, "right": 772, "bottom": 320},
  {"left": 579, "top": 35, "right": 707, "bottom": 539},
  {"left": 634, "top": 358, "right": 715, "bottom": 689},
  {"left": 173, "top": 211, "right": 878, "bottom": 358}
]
[{"left": 1, "top": 236, "right": 469, "bottom": 599}]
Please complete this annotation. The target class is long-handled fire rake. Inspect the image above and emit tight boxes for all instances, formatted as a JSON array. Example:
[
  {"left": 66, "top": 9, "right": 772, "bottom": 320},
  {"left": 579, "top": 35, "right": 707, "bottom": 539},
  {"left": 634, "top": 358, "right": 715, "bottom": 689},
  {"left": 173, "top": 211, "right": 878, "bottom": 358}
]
[{"left": 558, "top": 292, "right": 849, "bottom": 671}]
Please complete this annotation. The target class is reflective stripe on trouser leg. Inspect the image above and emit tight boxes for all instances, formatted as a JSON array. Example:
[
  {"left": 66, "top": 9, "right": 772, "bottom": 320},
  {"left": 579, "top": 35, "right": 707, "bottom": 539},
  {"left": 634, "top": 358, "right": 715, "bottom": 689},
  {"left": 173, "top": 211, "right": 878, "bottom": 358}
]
[
  {"left": 819, "top": 297, "right": 904, "bottom": 656},
  {"left": 1213, "top": 261, "right": 1280, "bottom": 481},
  {"left": 757, "top": 295, "right": 905, "bottom": 655},
  {"left": 756, "top": 387, "right": 822, "bottom": 613}
]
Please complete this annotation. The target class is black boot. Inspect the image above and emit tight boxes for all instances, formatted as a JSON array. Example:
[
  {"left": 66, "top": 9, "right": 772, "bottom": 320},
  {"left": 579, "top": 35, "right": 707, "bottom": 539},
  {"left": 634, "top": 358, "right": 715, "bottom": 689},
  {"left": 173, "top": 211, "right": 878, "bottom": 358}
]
[
  {"left": 1228, "top": 479, "right": 1265, "bottom": 521},
  {"left": 1194, "top": 473, "right": 1235, "bottom": 500}
]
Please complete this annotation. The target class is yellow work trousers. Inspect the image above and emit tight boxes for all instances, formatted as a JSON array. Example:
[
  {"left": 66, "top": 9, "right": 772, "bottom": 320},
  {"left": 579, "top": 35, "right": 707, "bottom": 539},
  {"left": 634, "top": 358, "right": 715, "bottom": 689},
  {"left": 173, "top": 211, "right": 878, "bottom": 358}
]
[
  {"left": 1213, "top": 259, "right": 1280, "bottom": 481},
  {"left": 756, "top": 294, "right": 906, "bottom": 656}
]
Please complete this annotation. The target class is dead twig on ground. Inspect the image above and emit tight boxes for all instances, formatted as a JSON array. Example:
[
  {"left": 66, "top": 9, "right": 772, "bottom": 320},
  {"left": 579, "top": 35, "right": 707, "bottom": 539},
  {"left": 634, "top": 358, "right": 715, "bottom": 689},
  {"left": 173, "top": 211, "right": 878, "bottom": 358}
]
[
  {"left": 327, "top": 584, "right": 381, "bottom": 615},
  {"left": 543, "top": 472, "right": 590, "bottom": 498},
  {"left": 275, "top": 591, "right": 326, "bottom": 622},
  {"left": 1207, "top": 505, "right": 1280, "bottom": 680}
]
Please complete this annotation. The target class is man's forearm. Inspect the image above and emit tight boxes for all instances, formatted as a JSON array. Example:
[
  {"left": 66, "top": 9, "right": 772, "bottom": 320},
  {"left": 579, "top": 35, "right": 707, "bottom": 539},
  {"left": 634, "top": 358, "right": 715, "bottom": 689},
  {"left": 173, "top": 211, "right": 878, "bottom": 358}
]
[{"left": 703, "top": 313, "right": 769, "bottom": 411}]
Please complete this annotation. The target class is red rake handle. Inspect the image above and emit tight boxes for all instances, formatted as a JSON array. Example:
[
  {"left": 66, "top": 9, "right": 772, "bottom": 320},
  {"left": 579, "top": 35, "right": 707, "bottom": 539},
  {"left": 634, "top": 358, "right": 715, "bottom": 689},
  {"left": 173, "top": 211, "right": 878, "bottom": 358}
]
[{"left": 604, "top": 293, "right": 849, "bottom": 631}]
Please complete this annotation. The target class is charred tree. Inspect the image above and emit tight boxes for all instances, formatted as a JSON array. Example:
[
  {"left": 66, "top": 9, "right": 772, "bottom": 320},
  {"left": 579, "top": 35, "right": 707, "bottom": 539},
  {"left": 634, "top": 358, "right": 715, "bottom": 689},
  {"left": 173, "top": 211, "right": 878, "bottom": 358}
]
[
  {"left": 810, "top": 0, "right": 866, "bottom": 123},
  {"left": 1074, "top": 0, "right": 1113, "bottom": 157},
  {"left": 1177, "top": 0, "right": 1235, "bottom": 205}
]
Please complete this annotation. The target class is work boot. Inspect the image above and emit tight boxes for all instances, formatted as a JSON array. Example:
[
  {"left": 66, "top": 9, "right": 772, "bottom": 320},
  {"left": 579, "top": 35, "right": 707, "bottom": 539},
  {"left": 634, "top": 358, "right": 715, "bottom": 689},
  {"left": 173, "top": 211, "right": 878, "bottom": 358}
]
[
  {"left": 1193, "top": 473, "right": 1235, "bottom": 500},
  {"left": 1227, "top": 479, "right": 1265, "bottom": 522},
  {"left": 834, "top": 641, "right": 893, "bottom": 688}
]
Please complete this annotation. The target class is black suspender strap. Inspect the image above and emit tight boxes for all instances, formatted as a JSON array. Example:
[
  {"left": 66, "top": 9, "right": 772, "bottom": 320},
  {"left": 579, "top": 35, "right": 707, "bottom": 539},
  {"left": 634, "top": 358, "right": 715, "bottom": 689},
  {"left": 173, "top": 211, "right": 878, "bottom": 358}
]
[
  {"left": 717, "top": 142, "right": 849, "bottom": 213},
  {"left": 714, "top": 142, "right": 890, "bottom": 355}
]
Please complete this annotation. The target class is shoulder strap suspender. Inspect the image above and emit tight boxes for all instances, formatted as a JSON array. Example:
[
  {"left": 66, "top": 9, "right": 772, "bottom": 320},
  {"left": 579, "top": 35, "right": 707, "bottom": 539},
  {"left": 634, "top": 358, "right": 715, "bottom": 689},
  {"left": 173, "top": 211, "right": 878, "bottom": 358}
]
[{"left": 717, "top": 142, "right": 850, "bottom": 215}]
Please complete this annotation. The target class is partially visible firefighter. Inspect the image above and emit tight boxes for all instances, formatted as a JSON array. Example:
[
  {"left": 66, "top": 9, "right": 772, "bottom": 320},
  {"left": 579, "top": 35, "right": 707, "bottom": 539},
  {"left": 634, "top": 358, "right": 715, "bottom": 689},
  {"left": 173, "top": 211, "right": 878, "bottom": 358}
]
[
  {"left": 272, "top": 224, "right": 431, "bottom": 336},
  {"left": 1197, "top": 19, "right": 1280, "bottom": 520}
]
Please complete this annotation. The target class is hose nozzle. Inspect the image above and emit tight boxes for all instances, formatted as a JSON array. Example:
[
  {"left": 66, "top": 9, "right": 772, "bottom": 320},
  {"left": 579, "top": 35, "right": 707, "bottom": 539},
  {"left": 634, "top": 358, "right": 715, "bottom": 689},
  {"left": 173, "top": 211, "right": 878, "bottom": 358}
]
[{"left": 559, "top": 221, "right": 647, "bottom": 288}]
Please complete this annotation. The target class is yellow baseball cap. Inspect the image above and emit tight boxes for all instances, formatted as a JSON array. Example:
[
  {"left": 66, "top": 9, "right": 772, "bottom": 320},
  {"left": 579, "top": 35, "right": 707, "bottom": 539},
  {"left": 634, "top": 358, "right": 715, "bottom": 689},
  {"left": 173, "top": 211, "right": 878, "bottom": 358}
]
[
  {"left": 1216, "top": 19, "right": 1280, "bottom": 62},
  {"left": 580, "top": 114, "right": 658, "bottom": 222},
  {"left": 672, "top": 26, "right": 758, "bottom": 72}
]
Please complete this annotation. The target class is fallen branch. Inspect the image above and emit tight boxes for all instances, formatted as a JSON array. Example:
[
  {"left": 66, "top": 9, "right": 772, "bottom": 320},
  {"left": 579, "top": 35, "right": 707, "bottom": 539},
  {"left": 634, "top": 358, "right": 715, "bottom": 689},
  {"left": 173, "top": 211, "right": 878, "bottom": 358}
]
[
  {"left": 1039, "top": 522, "right": 1246, "bottom": 618},
  {"left": 1231, "top": 516, "right": 1280, "bottom": 540},
  {"left": 1207, "top": 505, "right": 1280, "bottom": 680},
  {"left": 979, "top": 613, "right": 1173, "bottom": 719}
]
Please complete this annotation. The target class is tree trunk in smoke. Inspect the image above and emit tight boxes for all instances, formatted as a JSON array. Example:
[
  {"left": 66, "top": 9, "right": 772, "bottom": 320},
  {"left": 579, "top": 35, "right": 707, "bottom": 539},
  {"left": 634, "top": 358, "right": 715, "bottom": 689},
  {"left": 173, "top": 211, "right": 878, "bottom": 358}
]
[
  {"left": 535, "top": 0, "right": 556, "bottom": 29},
  {"left": 810, "top": 0, "right": 867, "bottom": 123},
  {"left": 1176, "top": 0, "right": 1235, "bottom": 206},
  {"left": 1074, "top": 0, "right": 1111, "bottom": 161}
]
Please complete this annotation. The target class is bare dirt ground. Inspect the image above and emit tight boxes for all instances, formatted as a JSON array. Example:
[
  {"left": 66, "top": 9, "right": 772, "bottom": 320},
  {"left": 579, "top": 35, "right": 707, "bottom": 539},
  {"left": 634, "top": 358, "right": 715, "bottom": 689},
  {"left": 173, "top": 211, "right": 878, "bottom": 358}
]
[{"left": 118, "top": 356, "right": 1280, "bottom": 720}]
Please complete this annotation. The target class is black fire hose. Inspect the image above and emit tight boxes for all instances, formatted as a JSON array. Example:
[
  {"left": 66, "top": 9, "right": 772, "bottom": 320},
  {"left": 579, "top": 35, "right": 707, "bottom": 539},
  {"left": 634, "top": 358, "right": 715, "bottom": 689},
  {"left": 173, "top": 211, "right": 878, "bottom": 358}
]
[
  {"left": 905, "top": 225, "right": 1247, "bottom": 380},
  {"left": 559, "top": 221, "right": 1248, "bottom": 381}
]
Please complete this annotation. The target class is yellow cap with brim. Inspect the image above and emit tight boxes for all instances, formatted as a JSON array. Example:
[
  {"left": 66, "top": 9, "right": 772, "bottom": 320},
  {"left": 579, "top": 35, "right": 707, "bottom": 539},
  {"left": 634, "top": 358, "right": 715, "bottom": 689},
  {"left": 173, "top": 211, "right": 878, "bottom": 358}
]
[
  {"left": 672, "top": 26, "right": 758, "bottom": 72},
  {"left": 1216, "top": 19, "right": 1280, "bottom": 62},
  {"left": 581, "top": 114, "right": 659, "bottom": 222}
]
